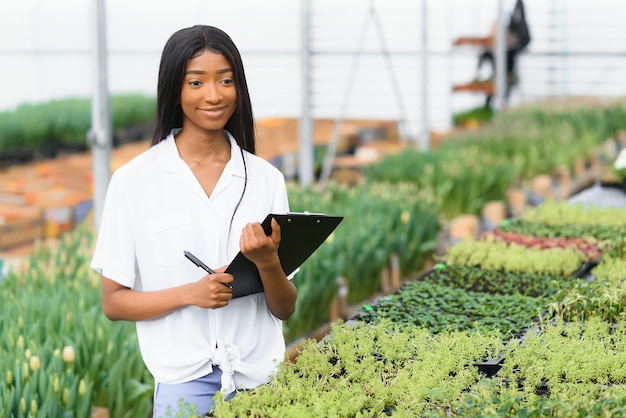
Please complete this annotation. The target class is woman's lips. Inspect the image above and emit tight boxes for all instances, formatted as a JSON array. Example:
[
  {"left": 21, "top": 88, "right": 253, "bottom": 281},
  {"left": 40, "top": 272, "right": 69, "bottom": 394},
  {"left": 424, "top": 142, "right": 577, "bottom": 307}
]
[{"left": 198, "top": 107, "right": 226, "bottom": 118}]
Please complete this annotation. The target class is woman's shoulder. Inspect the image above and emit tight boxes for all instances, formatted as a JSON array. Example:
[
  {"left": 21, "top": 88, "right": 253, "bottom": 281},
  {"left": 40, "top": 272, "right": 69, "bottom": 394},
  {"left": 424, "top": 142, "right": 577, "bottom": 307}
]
[
  {"left": 244, "top": 151, "right": 285, "bottom": 179},
  {"left": 227, "top": 131, "right": 284, "bottom": 179},
  {"left": 111, "top": 143, "right": 161, "bottom": 180}
]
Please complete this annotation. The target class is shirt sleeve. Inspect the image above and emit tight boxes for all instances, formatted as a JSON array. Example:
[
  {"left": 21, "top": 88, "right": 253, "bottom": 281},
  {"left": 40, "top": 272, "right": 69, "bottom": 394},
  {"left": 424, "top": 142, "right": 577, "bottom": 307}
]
[
  {"left": 90, "top": 170, "right": 137, "bottom": 288},
  {"left": 270, "top": 171, "right": 290, "bottom": 214}
]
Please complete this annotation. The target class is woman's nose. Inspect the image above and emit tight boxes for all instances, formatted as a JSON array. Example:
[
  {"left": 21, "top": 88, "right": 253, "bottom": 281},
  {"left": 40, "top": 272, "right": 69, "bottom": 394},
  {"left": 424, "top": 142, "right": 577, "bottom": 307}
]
[{"left": 203, "top": 83, "right": 221, "bottom": 102}]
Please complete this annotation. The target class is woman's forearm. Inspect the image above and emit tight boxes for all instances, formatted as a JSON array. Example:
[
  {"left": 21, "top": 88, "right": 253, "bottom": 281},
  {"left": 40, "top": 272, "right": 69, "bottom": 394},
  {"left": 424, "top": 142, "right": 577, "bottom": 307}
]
[
  {"left": 257, "top": 261, "right": 297, "bottom": 320},
  {"left": 101, "top": 277, "right": 191, "bottom": 321}
]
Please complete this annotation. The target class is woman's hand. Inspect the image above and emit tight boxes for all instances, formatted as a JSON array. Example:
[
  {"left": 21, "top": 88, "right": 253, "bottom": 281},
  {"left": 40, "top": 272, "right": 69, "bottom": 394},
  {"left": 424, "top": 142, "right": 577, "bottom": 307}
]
[
  {"left": 239, "top": 217, "right": 281, "bottom": 269},
  {"left": 238, "top": 218, "right": 297, "bottom": 320},
  {"left": 190, "top": 272, "right": 234, "bottom": 309}
]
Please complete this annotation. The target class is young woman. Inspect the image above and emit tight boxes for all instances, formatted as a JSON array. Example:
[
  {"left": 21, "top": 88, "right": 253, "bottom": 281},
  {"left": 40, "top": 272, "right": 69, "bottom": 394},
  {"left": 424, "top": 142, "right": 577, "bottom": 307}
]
[{"left": 91, "top": 25, "right": 297, "bottom": 416}]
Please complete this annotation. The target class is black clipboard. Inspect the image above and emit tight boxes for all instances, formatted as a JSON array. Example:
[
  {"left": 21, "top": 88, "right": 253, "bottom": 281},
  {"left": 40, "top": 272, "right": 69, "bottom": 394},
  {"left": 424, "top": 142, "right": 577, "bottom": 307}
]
[{"left": 225, "top": 212, "right": 343, "bottom": 298}]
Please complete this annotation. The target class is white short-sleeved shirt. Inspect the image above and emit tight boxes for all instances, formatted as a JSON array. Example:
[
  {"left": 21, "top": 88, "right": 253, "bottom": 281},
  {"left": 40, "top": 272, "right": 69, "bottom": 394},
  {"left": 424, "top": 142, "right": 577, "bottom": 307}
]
[{"left": 91, "top": 129, "right": 290, "bottom": 393}]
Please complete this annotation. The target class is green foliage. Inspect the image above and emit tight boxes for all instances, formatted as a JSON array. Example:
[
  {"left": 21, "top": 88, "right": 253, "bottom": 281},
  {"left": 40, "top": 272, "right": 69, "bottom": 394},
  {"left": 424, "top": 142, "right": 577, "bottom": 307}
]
[
  {"left": 353, "top": 278, "right": 547, "bottom": 338},
  {"left": 0, "top": 94, "right": 156, "bottom": 152},
  {"left": 441, "top": 98, "right": 626, "bottom": 179},
  {"left": 427, "top": 264, "right": 567, "bottom": 297},
  {"left": 0, "top": 226, "right": 153, "bottom": 418},
  {"left": 212, "top": 321, "right": 504, "bottom": 417},
  {"left": 522, "top": 200, "right": 626, "bottom": 227},
  {"left": 368, "top": 99, "right": 626, "bottom": 221},
  {"left": 366, "top": 148, "right": 516, "bottom": 220},
  {"left": 283, "top": 182, "right": 440, "bottom": 341},
  {"left": 109, "top": 94, "right": 157, "bottom": 131},
  {"left": 443, "top": 238, "right": 586, "bottom": 277},
  {"left": 497, "top": 318, "right": 626, "bottom": 399},
  {"left": 499, "top": 206, "right": 626, "bottom": 259},
  {"left": 437, "top": 381, "right": 626, "bottom": 417},
  {"left": 452, "top": 105, "right": 494, "bottom": 126},
  {"left": 549, "top": 256, "right": 626, "bottom": 323}
]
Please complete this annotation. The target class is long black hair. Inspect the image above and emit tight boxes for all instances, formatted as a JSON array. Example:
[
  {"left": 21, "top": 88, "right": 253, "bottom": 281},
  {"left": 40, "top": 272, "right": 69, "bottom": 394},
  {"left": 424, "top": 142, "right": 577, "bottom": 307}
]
[{"left": 151, "top": 25, "right": 256, "bottom": 154}]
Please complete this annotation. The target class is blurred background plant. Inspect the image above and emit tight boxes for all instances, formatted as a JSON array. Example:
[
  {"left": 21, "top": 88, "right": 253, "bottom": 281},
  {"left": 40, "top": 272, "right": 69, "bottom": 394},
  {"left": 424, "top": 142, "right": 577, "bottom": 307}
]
[{"left": 0, "top": 94, "right": 155, "bottom": 163}]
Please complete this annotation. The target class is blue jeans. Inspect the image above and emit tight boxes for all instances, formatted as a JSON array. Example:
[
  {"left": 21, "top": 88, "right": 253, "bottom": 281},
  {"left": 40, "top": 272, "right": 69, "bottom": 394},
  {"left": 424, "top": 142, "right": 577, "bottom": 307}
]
[{"left": 153, "top": 366, "right": 234, "bottom": 418}]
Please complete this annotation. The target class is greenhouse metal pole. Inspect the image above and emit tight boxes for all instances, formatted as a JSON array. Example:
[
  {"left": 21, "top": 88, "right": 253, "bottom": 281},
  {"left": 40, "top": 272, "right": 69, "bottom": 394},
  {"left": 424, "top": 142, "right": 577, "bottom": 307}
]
[
  {"left": 88, "top": 0, "right": 112, "bottom": 232},
  {"left": 298, "top": 0, "right": 314, "bottom": 186},
  {"left": 419, "top": 0, "right": 430, "bottom": 151},
  {"left": 494, "top": 0, "right": 507, "bottom": 110}
]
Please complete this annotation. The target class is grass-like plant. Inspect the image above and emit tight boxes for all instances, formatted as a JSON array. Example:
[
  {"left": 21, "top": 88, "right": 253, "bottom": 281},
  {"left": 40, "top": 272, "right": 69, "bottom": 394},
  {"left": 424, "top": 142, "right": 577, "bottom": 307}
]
[
  {"left": 452, "top": 105, "right": 494, "bottom": 127},
  {"left": 442, "top": 238, "right": 586, "bottom": 277},
  {"left": 211, "top": 321, "right": 504, "bottom": 417},
  {"left": 438, "top": 378, "right": 626, "bottom": 417},
  {"left": 497, "top": 318, "right": 626, "bottom": 399},
  {"left": 352, "top": 278, "right": 547, "bottom": 338},
  {"left": 440, "top": 98, "right": 626, "bottom": 180},
  {"left": 427, "top": 264, "right": 567, "bottom": 297},
  {"left": 367, "top": 99, "right": 626, "bottom": 222},
  {"left": 431, "top": 317, "right": 626, "bottom": 417},
  {"left": 549, "top": 256, "right": 626, "bottom": 323},
  {"left": 498, "top": 218, "right": 624, "bottom": 259},
  {"left": 366, "top": 148, "right": 516, "bottom": 220},
  {"left": 0, "top": 94, "right": 156, "bottom": 155},
  {"left": 0, "top": 225, "right": 153, "bottom": 418},
  {"left": 522, "top": 200, "right": 626, "bottom": 227}
]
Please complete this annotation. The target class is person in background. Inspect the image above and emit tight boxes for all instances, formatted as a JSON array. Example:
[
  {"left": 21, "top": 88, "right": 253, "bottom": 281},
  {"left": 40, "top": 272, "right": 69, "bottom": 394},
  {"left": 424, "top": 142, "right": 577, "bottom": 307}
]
[
  {"left": 90, "top": 25, "right": 297, "bottom": 417},
  {"left": 478, "top": 0, "right": 531, "bottom": 100},
  {"left": 455, "top": 0, "right": 531, "bottom": 106}
]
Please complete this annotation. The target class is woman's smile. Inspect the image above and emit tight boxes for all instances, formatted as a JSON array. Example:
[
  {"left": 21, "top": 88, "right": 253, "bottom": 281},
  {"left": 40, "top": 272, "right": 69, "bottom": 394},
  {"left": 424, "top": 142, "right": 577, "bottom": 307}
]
[{"left": 197, "top": 106, "right": 228, "bottom": 118}]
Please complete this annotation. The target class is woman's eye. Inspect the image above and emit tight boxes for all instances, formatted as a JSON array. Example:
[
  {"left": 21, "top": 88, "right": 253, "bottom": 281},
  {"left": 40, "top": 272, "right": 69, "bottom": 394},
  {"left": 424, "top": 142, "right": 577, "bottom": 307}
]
[
  {"left": 222, "top": 78, "right": 234, "bottom": 85},
  {"left": 189, "top": 80, "right": 202, "bottom": 87}
]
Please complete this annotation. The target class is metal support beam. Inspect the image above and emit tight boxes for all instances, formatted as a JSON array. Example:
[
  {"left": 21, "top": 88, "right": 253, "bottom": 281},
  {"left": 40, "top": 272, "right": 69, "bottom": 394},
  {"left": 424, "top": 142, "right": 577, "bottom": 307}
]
[
  {"left": 89, "top": 0, "right": 112, "bottom": 231},
  {"left": 494, "top": 0, "right": 507, "bottom": 110},
  {"left": 298, "top": 0, "right": 314, "bottom": 186},
  {"left": 419, "top": 0, "right": 430, "bottom": 151}
]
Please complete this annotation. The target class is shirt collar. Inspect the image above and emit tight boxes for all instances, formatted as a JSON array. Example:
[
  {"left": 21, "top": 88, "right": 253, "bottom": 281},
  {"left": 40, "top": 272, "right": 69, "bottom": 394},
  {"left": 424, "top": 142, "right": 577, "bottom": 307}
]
[
  {"left": 225, "top": 130, "right": 246, "bottom": 180},
  {"left": 156, "top": 128, "right": 246, "bottom": 180}
]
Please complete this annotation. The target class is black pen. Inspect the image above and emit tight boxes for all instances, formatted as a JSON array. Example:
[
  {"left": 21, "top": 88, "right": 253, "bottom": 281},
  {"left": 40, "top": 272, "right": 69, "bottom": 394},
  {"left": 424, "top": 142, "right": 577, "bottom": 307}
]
[{"left": 183, "top": 250, "right": 233, "bottom": 289}]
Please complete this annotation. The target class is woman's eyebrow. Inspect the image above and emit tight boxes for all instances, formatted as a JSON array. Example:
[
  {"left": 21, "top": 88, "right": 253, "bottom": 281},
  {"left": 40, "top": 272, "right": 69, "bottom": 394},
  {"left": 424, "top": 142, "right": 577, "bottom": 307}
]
[{"left": 185, "top": 68, "right": 233, "bottom": 75}]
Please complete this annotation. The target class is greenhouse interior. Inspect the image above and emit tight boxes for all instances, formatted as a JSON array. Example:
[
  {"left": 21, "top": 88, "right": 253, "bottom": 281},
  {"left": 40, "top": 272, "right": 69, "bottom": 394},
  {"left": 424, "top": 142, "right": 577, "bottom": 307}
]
[{"left": 2, "top": 0, "right": 626, "bottom": 416}]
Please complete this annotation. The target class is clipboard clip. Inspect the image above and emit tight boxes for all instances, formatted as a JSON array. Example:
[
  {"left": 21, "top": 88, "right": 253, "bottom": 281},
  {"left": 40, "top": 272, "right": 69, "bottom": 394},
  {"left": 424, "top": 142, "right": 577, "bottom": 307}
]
[{"left": 287, "top": 211, "right": 326, "bottom": 216}]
